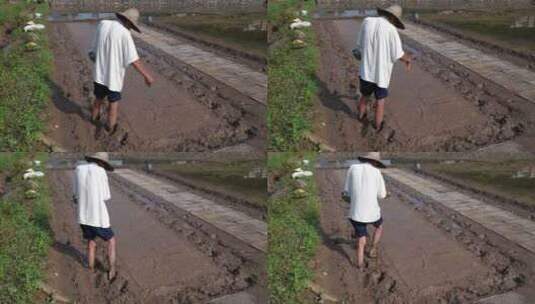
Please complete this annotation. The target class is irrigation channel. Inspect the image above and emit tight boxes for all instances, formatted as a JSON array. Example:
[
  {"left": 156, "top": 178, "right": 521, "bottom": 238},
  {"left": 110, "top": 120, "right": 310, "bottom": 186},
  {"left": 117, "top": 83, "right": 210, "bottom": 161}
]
[
  {"left": 44, "top": 12, "right": 266, "bottom": 152},
  {"left": 312, "top": 10, "right": 535, "bottom": 153},
  {"left": 42, "top": 160, "right": 266, "bottom": 303},
  {"left": 309, "top": 159, "right": 535, "bottom": 303}
]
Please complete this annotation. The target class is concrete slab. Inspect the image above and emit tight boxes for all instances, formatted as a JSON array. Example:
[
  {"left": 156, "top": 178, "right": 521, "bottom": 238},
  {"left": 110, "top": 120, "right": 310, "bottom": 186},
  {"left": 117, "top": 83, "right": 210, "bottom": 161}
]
[
  {"left": 478, "top": 292, "right": 531, "bottom": 304},
  {"left": 403, "top": 22, "right": 535, "bottom": 104},
  {"left": 208, "top": 291, "right": 256, "bottom": 304},
  {"left": 133, "top": 25, "right": 267, "bottom": 105},
  {"left": 385, "top": 169, "right": 535, "bottom": 254},
  {"left": 113, "top": 169, "right": 267, "bottom": 252}
]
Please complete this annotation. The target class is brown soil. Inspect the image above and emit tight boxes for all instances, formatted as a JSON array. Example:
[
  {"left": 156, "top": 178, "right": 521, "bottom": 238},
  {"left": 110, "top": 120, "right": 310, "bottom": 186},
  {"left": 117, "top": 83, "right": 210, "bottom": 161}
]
[
  {"left": 45, "top": 22, "right": 263, "bottom": 152},
  {"left": 313, "top": 19, "right": 535, "bottom": 152},
  {"left": 44, "top": 169, "right": 266, "bottom": 303},
  {"left": 311, "top": 167, "right": 534, "bottom": 303}
]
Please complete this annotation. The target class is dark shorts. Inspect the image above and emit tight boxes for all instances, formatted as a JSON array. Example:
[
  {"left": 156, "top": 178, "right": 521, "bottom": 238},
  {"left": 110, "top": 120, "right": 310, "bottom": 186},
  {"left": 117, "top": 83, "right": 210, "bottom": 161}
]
[
  {"left": 359, "top": 78, "right": 388, "bottom": 100},
  {"left": 80, "top": 224, "right": 115, "bottom": 241},
  {"left": 349, "top": 217, "right": 383, "bottom": 238},
  {"left": 94, "top": 82, "right": 122, "bottom": 102}
]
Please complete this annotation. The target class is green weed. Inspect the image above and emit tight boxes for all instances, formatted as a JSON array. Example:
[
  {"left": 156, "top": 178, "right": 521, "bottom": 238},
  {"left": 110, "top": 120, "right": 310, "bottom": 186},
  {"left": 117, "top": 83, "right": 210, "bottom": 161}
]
[
  {"left": 0, "top": 1, "right": 53, "bottom": 151},
  {"left": 268, "top": 0, "right": 319, "bottom": 151},
  {"left": 268, "top": 152, "right": 320, "bottom": 303},
  {"left": 0, "top": 153, "right": 52, "bottom": 304}
]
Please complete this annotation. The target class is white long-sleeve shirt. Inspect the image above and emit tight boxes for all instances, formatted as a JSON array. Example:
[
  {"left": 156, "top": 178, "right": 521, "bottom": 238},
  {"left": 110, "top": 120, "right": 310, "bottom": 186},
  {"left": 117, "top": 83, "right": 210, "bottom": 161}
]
[
  {"left": 90, "top": 20, "right": 139, "bottom": 92},
  {"left": 356, "top": 17, "right": 404, "bottom": 89},
  {"left": 73, "top": 163, "right": 112, "bottom": 228},
  {"left": 344, "top": 163, "right": 387, "bottom": 223}
]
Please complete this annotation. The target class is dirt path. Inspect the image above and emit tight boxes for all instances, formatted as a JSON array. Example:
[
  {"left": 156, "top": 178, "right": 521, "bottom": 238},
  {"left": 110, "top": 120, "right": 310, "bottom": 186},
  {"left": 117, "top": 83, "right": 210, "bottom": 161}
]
[
  {"left": 46, "top": 21, "right": 264, "bottom": 152},
  {"left": 45, "top": 169, "right": 265, "bottom": 303},
  {"left": 313, "top": 19, "right": 534, "bottom": 152},
  {"left": 312, "top": 166, "right": 534, "bottom": 303}
]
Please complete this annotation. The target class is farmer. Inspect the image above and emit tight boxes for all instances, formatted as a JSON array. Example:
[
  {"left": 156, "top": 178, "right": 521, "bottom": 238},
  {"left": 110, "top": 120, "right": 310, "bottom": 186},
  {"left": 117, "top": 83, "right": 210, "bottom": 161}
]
[
  {"left": 354, "top": 5, "right": 412, "bottom": 132},
  {"left": 73, "top": 152, "right": 116, "bottom": 280},
  {"left": 342, "top": 152, "right": 387, "bottom": 269},
  {"left": 88, "top": 8, "right": 154, "bottom": 135}
]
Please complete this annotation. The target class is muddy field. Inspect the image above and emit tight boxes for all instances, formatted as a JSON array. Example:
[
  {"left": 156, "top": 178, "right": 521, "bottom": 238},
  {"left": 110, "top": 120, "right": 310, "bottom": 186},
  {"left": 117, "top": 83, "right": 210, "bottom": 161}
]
[
  {"left": 46, "top": 21, "right": 264, "bottom": 152},
  {"left": 310, "top": 167, "right": 535, "bottom": 303},
  {"left": 44, "top": 169, "right": 266, "bottom": 303},
  {"left": 313, "top": 19, "right": 535, "bottom": 152}
]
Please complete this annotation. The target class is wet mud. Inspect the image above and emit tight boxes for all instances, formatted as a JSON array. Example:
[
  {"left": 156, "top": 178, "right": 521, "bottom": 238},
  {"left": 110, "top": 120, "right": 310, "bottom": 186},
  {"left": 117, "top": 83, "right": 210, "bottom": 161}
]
[
  {"left": 313, "top": 19, "right": 535, "bottom": 152},
  {"left": 45, "top": 170, "right": 266, "bottom": 303},
  {"left": 46, "top": 21, "right": 264, "bottom": 152},
  {"left": 312, "top": 168, "right": 534, "bottom": 303}
]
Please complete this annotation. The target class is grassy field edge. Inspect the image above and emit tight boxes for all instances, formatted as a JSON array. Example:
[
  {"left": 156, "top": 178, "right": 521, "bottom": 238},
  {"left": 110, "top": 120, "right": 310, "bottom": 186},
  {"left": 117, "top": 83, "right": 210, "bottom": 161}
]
[
  {"left": 0, "top": 153, "right": 53, "bottom": 303},
  {"left": 268, "top": 0, "right": 319, "bottom": 151},
  {"left": 0, "top": 0, "right": 53, "bottom": 151},
  {"left": 268, "top": 152, "right": 320, "bottom": 303}
]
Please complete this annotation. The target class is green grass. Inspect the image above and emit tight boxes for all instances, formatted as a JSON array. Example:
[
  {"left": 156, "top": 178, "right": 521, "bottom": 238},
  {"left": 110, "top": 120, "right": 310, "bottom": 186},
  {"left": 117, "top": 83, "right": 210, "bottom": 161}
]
[
  {"left": 156, "top": 160, "right": 267, "bottom": 208},
  {"left": 425, "top": 160, "right": 535, "bottom": 208},
  {"left": 268, "top": 0, "right": 319, "bottom": 151},
  {"left": 0, "top": 0, "right": 53, "bottom": 151},
  {"left": 153, "top": 13, "right": 267, "bottom": 58},
  {"left": 417, "top": 9, "right": 535, "bottom": 54},
  {"left": 0, "top": 153, "right": 52, "bottom": 303},
  {"left": 268, "top": 152, "right": 320, "bottom": 304}
]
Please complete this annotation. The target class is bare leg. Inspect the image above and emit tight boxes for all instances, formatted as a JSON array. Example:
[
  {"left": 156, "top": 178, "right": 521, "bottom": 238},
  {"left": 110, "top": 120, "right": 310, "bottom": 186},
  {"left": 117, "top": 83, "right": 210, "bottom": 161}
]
[
  {"left": 91, "top": 98, "right": 104, "bottom": 122},
  {"left": 369, "top": 225, "right": 383, "bottom": 258},
  {"left": 88, "top": 240, "right": 96, "bottom": 272},
  {"left": 107, "top": 102, "right": 119, "bottom": 131},
  {"left": 372, "top": 225, "right": 383, "bottom": 247},
  {"left": 107, "top": 237, "right": 116, "bottom": 280},
  {"left": 358, "top": 95, "right": 367, "bottom": 119},
  {"left": 356, "top": 236, "right": 366, "bottom": 268},
  {"left": 375, "top": 99, "right": 385, "bottom": 129}
]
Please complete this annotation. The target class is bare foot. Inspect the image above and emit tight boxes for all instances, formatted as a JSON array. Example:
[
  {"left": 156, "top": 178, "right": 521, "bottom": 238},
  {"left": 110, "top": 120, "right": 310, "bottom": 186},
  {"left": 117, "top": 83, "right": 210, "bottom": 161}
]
[{"left": 108, "top": 267, "right": 117, "bottom": 282}]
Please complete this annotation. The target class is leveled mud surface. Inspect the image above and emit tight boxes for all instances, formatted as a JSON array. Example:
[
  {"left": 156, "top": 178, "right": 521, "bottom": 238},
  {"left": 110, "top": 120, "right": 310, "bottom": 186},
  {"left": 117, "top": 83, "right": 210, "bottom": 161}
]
[
  {"left": 46, "top": 22, "right": 263, "bottom": 152},
  {"left": 313, "top": 19, "right": 534, "bottom": 152},
  {"left": 312, "top": 168, "right": 533, "bottom": 303},
  {"left": 45, "top": 170, "right": 266, "bottom": 303}
]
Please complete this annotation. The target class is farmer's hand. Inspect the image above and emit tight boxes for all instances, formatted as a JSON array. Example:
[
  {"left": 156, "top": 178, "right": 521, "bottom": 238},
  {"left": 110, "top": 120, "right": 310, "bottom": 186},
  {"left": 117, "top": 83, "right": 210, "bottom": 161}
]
[
  {"left": 404, "top": 59, "right": 412, "bottom": 71},
  {"left": 88, "top": 51, "right": 96, "bottom": 62},
  {"left": 401, "top": 53, "right": 412, "bottom": 72},
  {"left": 341, "top": 191, "right": 350, "bottom": 203},
  {"left": 144, "top": 74, "right": 154, "bottom": 87}
]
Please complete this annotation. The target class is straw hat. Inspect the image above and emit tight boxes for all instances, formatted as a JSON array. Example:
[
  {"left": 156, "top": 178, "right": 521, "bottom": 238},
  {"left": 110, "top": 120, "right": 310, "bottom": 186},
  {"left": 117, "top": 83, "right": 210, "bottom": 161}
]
[
  {"left": 377, "top": 4, "right": 405, "bottom": 30},
  {"left": 85, "top": 152, "right": 114, "bottom": 172},
  {"left": 116, "top": 8, "right": 141, "bottom": 33},
  {"left": 358, "top": 152, "right": 387, "bottom": 168}
]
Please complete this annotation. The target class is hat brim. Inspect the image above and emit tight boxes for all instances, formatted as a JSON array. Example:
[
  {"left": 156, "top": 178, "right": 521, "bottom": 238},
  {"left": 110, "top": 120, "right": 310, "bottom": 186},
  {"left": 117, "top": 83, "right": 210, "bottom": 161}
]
[
  {"left": 358, "top": 156, "right": 387, "bottom": 169},
  {"left": 377, "top": 8, "right": 405, "bottom": 30},
  {"left": 116, "top": 12, "right": 141, "bottom": 33},
  {"left": 85, "top": 156, "right": 115, "bottom": 172}
]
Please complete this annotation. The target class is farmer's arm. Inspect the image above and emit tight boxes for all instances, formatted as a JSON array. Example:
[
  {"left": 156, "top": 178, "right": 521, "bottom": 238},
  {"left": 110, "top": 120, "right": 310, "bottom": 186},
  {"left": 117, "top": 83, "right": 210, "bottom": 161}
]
[
  {"left": 391, "top": 31, "right": 411, "bottom": 71},
  {"left": 72, "top": 168, "right": 79, "bottom": 204},
  {"left": 377, "top": 173, "right": 387, "bottom": 199},
  {"left": 88, "top": 22, "right": 101, "bottom": 61},
  {"left": 399, "top": 53, "right": 412, "bottom": 71},
  {"left": 356, "top": 19, "right": 366, "bottom": 51},
  {"left": 342, "top": 167, "right": 352, "bottom": 202},
  {"left": 132, "top": 59, "right": 154, "bottom": 87},
  {"left": 102, "top": 171, "right": 111, "bottom": 201},
  {"left": 124, "top": 34, "right": 154, "bottom": 86}
]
